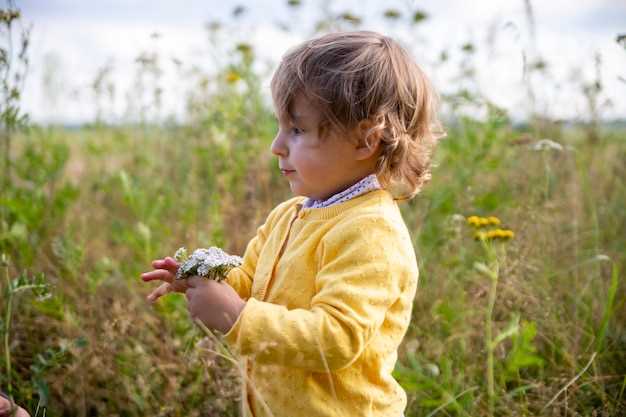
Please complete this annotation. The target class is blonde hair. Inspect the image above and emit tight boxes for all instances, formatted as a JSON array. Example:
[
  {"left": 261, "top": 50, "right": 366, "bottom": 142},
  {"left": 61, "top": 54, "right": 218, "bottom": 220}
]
[{"left": 270, "top": 30, "right": 445, "bottom": 200}]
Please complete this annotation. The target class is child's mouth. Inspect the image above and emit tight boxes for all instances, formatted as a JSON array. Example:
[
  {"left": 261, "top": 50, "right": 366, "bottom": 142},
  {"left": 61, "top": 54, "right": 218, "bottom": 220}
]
[{"left": 280, "top": 169, "right": 295, "bottom": 176}]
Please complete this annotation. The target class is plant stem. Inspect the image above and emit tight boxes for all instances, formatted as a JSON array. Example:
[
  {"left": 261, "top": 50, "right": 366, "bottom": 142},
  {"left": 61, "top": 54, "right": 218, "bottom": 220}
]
[
  {"left": 542, "top": 149, "right": 551, "bottom": 201},
  {"left": 482, "top": 240, "right": 499, "bottom": 417},
  {"left": 486, "top": 274, "right": 497, "bottom": 416},
  {"left": 3, "top": 254, "right": 13, "bottom": 398}
]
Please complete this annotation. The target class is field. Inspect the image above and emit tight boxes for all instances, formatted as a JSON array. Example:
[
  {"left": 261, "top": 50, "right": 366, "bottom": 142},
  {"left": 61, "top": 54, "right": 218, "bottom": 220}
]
[{"left": 1, "top": 3, "right": 625, "bottom": 416}]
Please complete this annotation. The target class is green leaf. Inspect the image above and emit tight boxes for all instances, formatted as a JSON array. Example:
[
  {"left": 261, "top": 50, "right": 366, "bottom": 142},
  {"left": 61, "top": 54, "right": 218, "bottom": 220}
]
[
  {"left": 33, "top": 377, "right": 50, "bottom": 407},
  {"left": 596, "top": 263, "right": 620, "bottom": 352},
  {"left": 504, "top": 320, "right": 544, "bottom": 380},
  {"left": 473, "top": 261, "right": 494, "bottom": 278},
  {"left": 412, "top": 10, "right": 428, "bottom": 24},
  {"left": 384, "top": 9, "right": 401, "bottom": 19},
  {"left": 8, "top": 221, "right": 27, "bottom": 241},
  {"left": 491, "top": 313, "right": 520, "bottom": 349},
  {"left": 461, "top": 42, "right": 475, "bottom": 53}
]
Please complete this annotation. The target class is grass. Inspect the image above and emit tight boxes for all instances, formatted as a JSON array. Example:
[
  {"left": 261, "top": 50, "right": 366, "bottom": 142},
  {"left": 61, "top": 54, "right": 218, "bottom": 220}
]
[{"left": 0, "top": 114, "right": 623, "bottom": 416}]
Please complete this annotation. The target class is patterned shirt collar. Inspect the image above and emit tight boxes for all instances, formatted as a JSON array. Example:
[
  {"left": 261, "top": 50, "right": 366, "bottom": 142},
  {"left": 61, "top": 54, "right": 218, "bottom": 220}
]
[{"left": 303, "top": 174, "right": 381, "bottom": 209}]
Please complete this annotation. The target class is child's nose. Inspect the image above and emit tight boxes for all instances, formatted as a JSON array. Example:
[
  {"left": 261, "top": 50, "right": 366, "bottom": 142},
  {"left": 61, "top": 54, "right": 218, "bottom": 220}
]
[{"left": 271, "top": 133, "right": 288, "bottom": 157}]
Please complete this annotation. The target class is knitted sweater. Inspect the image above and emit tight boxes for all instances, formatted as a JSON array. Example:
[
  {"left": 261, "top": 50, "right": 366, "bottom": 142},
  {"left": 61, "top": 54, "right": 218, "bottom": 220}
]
[{"left": 223, "top": 189, "right": 418, "bottom": 417}]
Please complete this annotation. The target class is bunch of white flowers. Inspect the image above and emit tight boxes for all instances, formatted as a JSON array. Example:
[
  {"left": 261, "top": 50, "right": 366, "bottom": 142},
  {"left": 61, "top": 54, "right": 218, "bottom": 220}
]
[{"left": 174, "top": 247, "right": 243, "bottom": 282}]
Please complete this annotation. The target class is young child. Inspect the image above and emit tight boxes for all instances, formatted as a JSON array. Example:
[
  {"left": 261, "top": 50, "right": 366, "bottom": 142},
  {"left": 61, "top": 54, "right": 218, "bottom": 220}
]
[{"left": 141, "top": 30, "right": 442, "bottom": 417}]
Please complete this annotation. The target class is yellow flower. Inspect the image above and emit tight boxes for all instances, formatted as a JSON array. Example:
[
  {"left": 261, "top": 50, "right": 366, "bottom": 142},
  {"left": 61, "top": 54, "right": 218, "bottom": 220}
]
[
  {"left": 467, "top": 215, "right": 481, "bottom": 226},
  {"left": 502, "top": 229, "right": 515, "bottom": 239},
  {"left": 225, "top": 71, "right": 240, "bottom": 84},
  {"left": 474, "top": 228, "right": 514, "bottom": 241},
  {"left": 474, "top": 231, "right": 488, "bottom": 241},
  {"left": 487, "top": 216, "right": 501, "bottom": 225},
  {"left": 467, "top": 215, "right": 501, "bottom": 228},
  {"left": 467, "top": 215, "right": 513, "bottom": 241}
]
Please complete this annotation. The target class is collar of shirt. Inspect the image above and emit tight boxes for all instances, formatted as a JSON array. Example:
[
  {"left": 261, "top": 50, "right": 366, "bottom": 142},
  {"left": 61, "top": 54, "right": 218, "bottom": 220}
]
[{"left": 303, "top": 174, "right": 381, "bottom": 209}]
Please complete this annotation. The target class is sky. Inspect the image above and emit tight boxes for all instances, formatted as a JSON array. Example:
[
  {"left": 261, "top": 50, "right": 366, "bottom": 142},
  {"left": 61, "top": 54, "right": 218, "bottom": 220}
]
[{"left": 17, "top": 0, "right": 626, "bottom": 125}]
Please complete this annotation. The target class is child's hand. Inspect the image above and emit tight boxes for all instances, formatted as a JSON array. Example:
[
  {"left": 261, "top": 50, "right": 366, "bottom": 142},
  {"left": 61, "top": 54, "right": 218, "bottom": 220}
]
[
  {"left": 185, "top": 276, "right": 246, "bottom": 334},
  {"left": 140, "top": 257, "right": 190, "bottom": 303},
  {"left": 0, "top": 394, "right": 30, "bottom": 417}
]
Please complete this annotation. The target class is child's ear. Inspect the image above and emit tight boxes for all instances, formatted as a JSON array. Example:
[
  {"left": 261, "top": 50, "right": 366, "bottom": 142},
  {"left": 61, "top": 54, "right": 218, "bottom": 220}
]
[{"left": 354, "top": 119, "right": 383, "bottom": 161}]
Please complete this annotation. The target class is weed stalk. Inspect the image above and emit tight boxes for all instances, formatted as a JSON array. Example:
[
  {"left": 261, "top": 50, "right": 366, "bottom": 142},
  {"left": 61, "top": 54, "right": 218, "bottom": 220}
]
[
  {"left": 476, "top": 239, "right": 500, "bottom": 417},
  {"left": 2, "top": 253, "right": 13, "bottom": 400}
]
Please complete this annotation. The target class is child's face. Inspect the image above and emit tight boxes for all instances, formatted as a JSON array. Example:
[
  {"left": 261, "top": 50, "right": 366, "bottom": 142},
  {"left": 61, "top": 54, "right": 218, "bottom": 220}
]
[{"left": 271, "top": 94, "right": 364, "bottom": 201}]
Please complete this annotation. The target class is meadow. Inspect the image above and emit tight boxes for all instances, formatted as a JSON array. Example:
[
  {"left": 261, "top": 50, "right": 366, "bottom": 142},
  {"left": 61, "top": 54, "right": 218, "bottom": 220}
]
[{"left": 1, "top": 3, "right": 625, "bottom": 416}]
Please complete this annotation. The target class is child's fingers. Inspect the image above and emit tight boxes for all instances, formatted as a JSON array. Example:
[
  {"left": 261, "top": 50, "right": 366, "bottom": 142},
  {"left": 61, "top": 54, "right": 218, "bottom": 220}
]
[
  {"left": 151, "top": 257, "right": 179, "bottom": 273},
  {"left": 151, "top": 258, "right": 165, "bottom": 268},
  {"left": 147, "top": 283, "right": 172, "bottom": 303},
  {"left": 141, "top": 269, "right": 175, "bottom": 283},
  {"left": 168, "top": 279, "right": 190, "bottom": 293},
  {"left": 163, "top": 257, "right": 179, "bottom": 271}
]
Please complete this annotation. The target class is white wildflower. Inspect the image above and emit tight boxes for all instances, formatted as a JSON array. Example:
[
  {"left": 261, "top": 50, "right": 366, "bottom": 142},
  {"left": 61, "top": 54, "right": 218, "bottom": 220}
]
[
  {"left": 424, "top": 363, "right": 440, "bottom": 377},
  {"left": 174, "top": 246, "right": 243, "bottom": 281},
  {"left": 174, "top": 247, "right": 188, "bottom": 262},
  {"left": 530, "top": 139, "right": 563, "bottom": 152},
  {"left": 450, "top": 213, "right": 467, "bottom": 224}
]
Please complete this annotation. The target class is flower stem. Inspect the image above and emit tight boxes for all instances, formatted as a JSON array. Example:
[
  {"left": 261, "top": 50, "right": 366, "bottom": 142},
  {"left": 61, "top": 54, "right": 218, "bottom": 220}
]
[
  {"left": 481, "top": 240, "right": 499, "bottom": 417},
  {"left": 486, "top": 268, "right": 498, "bottom": 416},
  {"left": 3, "top": 253, "right": 13, "bottom": 399}
]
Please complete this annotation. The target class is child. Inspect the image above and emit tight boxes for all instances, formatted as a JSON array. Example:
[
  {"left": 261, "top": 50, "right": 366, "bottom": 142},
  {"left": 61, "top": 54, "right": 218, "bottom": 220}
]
[{"left": 141, "top": 30, "right": 442, "bottom": 417}]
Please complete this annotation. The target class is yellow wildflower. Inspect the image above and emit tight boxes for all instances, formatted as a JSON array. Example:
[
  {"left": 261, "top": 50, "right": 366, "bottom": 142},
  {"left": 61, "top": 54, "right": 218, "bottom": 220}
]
[
  {"left": 489, "top": 229, "right": 504, "bottom": 239},
  {"left": 487, "top": 216, "right": 501, "bottom": 225},
  {"left": 225, "top": 71, "right": 240, "bottom": 84},
  {"left": 467, "top": 215, "right": 501, "bottom": 227},
  {"left": 467, "top": 215, "right": 504, "bottom": 228},
  {"left": 466, "top": 216, "right": 481, "bottom": 226},
  {"left": 474, "top": 231, "right": 488, "bottom": 241},
  {"left": 474, "top": 228, "right": 514, "bottom": 241},
  {"left": 500, "top": 229, "right": 514, "bottom": 239}
]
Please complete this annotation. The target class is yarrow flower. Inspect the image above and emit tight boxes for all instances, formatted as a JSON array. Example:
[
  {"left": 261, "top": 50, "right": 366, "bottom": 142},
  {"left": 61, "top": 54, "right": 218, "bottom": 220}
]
[
  {"left": 530, "top": 138, "right": 563, "bottom": 152},
  {"left": 174, "top": 247, "right": 243, "bottom": 281}
]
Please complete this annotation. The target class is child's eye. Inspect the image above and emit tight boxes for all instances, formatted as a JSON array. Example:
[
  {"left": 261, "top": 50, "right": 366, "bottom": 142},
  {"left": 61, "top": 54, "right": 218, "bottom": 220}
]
[{"left": 291, "top": 127, "right": 303, "bottom": 136}]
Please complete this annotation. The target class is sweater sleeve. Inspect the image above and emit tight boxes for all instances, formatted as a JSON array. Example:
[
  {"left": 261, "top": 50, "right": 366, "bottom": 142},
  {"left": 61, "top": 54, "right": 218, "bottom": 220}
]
[
  {"left": 224, "top": 198, "right": 300, "bottom": 300},
  {"left": 223, "top": 216, "right": 413, "bottom": 372}
]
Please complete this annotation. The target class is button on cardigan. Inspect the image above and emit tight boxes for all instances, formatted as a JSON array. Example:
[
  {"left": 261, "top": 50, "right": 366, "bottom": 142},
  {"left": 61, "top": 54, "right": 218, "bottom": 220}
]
[{"left": 223, "top": 189, "right": 418, "bottom": 417}]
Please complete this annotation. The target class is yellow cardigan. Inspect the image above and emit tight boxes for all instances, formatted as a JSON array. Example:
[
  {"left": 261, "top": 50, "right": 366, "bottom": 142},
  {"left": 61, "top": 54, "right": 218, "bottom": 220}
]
[{"left": 223, "top": 189, "right": 418, "bottom": 417}]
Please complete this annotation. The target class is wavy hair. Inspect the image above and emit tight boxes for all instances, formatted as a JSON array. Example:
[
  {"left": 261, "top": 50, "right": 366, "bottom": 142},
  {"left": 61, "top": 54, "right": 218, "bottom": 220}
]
[{"left": 271, "top": 30, "right": 445, "bottom": 200}]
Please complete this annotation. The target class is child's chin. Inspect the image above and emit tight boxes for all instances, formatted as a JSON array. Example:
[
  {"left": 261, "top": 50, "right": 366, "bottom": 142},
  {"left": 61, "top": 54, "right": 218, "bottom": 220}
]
[
  {"left": 288, "top": 183, "right": 302, "bottom": 194},
  {"left": 287, "top": 181, "right": 314, "bottom": 199}
]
